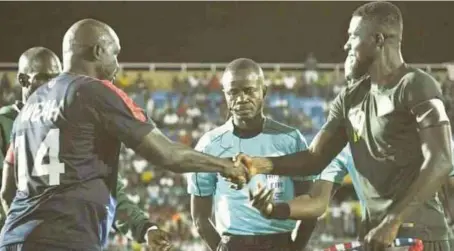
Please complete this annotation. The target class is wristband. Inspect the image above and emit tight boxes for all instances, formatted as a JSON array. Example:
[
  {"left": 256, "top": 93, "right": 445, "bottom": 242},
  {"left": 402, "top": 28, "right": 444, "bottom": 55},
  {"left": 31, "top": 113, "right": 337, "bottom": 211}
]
[
  {"left": 269, "top": 203, "right": 291, "bottom": 220},
  {"left": 143, "top": 224, "right": 159, "bottom": 243}
]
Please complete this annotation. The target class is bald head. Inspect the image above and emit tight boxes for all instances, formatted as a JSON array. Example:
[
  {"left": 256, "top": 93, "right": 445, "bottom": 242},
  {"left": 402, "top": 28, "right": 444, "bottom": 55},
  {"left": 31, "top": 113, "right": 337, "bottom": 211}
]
[
  {"left": 221, "top": 58, "right": 265, "bottom": 86},
  {"left": 63, "top": 18, "right": 119, "bottom": 54},
  {"left": 18, "top": 47, "right": 61, "bottom": 76},
  {"left": 62, "top": 18, "right": 120, "bottom": 81},
  {"left": 222, "top": 58, "right": 267, "bottom": 125},
  {"left": 17, "top": 47, "right": 62, "bottom": 102}
]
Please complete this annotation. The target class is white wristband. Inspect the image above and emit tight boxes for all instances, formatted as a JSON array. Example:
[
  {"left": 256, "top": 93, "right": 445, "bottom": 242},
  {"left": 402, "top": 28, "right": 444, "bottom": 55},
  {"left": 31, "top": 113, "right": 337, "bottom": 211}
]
[{"left": 143, "top": 225, "right": 159, "bottom": 242}]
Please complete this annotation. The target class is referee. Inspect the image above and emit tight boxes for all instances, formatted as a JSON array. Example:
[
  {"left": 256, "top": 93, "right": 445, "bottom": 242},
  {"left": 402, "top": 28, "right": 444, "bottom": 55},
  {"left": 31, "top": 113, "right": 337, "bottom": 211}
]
[{"left": 187, "top": 58, "right": 327, "bottom": 251}]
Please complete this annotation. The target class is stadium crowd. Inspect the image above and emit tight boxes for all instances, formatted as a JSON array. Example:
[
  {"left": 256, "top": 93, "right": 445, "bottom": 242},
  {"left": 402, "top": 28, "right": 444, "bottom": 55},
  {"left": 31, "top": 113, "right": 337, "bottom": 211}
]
[{"left": 0, "top": 63, "right": 452, "bottom": 251}]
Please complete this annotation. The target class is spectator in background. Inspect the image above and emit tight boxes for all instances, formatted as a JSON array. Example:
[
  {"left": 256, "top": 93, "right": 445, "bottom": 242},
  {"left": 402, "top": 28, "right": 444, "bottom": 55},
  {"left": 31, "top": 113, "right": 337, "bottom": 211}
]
[
  {"left": 188, "top": 73, "right": 200, "bottom": 91},
  {"left": 163, "top": 107, "right": 179, "bottom": 128},
  {"left": 115, "top": 72, "right": 131, "bottom": 90},
  {"left": 134, "top": 72, "right": 147, "bottom": 88},
  {"left": 283, "top": 72, "right": 297, "bottom": 93},
  {"left": 208, "top": 73, "right": 221, "bottom": 92},
  {"left": 146, "top": 97, "right": 154, "bottom": 118},
  {"left": 273, "top": 72, "right": 285, "bottom": 93},
  {"left": 186, "top": 99, "right": 202, "bottom": 129},
  {"left": 200, "top": 72, "right": 210, "bottom": 92},
  {"left": 0, "top": 74, "right": 15, "bottom": 106},
  {"left": 304, "top": 52, "right": 319, "bottom": 84}
]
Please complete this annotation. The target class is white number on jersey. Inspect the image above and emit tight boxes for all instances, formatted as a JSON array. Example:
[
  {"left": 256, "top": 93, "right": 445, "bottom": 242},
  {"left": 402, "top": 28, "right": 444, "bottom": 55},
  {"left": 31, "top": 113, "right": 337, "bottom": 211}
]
[{"left": 16, "top": 128, "right": 65, "bottom": 191}]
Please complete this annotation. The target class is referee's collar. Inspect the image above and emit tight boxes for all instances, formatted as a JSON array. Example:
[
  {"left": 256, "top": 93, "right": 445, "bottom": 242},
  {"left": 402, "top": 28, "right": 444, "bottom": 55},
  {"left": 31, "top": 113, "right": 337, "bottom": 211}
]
[
  {"left": 220, "top": 117, "right": 268, "bottom": 148},
  {"left": 222, "top": 117, "right": 268, "bottom": 131}
]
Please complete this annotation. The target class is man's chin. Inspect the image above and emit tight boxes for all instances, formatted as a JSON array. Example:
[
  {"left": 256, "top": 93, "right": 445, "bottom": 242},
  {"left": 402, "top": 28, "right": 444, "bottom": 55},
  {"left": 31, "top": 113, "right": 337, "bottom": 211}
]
[{"left": 233, "top": 113, "right": 255, "bottom": 120}]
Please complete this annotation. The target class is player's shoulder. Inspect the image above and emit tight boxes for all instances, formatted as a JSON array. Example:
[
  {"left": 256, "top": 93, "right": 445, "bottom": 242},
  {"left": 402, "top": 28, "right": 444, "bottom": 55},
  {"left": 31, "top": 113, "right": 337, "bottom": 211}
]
[
  {"left": 401, "top": 67, "right": 438, "bottom": 85},
  {"left": 397, "top": 67, "right": 442, "bottom": 105},
  {"left": 263, "top": 117, "right": 303, "bottom": 141},
  {"left": 198, "top": 123, "right": 231, "bottom": 145},
  {"left": 66, "top": 74, "right": 108, "bottom": 91}
]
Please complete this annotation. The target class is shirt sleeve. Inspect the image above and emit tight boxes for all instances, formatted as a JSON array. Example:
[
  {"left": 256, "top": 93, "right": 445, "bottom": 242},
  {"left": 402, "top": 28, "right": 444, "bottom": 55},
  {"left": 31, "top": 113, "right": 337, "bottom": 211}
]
[
  {"left": 401, "top": 71, "right": 443, "bottom": 111},
  {"left": 78, "top": 80, "right": 155, "bottom": 150},
  {"left": 186, "top": 133, "right": 217, "bottom": 196},
  {"left": 321, "top": 90, "right": 347, "bottom": 134}
]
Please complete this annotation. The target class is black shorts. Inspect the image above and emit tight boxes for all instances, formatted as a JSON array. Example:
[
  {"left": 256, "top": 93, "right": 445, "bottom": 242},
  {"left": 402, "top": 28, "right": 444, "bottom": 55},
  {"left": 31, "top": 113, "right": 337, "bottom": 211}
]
[{"left": 216, "top": 232, "right": 293, "bottom": 251}]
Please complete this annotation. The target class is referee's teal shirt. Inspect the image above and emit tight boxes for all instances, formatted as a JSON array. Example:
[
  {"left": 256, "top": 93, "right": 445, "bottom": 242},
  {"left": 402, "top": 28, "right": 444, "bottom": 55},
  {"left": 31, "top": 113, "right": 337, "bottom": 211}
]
[{"left": 187, "top": 117, "right": 310, "bottom": 235}]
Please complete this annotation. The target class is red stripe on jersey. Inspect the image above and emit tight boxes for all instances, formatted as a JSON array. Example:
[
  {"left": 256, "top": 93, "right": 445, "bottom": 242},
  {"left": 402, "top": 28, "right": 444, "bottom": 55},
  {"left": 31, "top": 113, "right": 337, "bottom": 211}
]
[
  {"left": 100, "top": 80, "right": 146, "bottom": 122},
  {"left": 5, "top": 143, "right": 14, "bottom": 165}
]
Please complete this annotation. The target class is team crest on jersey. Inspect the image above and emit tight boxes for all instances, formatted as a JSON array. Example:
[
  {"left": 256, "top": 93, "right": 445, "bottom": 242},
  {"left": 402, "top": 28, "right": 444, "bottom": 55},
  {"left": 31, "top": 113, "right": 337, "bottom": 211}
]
[{"left": 348, "top": 107, "right": 365, "bottom": 143}]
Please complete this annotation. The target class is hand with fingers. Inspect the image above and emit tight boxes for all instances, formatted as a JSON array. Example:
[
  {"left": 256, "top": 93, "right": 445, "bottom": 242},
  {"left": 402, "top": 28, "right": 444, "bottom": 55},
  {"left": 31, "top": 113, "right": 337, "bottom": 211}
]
[
  {"left": 219, "top": 155, "right": 252, "bottom": 190},
  {"left": 249, "top": 183, "right": 275, "bottom": 218},
  {"left": 363, "top": 218, "right": 401, "bottom": 251},
  {"left": 233, "top": 153, "right": 270, "bottom": 178},
  {"left": 145, "top": 226, "right": 172, "bottom": 251}
]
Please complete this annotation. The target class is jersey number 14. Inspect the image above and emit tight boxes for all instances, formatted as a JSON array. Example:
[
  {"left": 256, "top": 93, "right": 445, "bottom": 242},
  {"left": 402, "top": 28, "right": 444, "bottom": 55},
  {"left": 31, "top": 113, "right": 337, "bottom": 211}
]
[{"left": 16, "top": 128, "right": 65, "bottom": 191}]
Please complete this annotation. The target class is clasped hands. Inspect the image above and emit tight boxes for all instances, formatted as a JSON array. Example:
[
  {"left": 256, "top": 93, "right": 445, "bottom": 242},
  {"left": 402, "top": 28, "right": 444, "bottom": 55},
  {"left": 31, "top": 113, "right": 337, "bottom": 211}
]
[{"left": 220, "top": 153, "right": 262, "bottom": 190}]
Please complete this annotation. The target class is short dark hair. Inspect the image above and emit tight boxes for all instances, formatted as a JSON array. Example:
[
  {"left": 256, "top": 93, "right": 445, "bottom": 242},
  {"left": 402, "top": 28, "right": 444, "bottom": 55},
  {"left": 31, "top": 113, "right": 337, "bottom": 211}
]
[{"left": 353, "top": 1, "right": 403, "bottom": 36}]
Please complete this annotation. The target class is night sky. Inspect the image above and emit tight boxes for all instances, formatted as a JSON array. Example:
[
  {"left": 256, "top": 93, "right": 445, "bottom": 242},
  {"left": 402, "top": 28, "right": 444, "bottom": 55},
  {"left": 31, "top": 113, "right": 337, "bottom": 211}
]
[{"left": 0, "top": 1, "right": 452, "bottom": 63}]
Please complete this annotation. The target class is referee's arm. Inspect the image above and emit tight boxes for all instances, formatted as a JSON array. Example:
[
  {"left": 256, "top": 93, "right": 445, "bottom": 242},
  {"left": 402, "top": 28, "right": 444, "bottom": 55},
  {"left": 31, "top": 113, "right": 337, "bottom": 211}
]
[
  {"left": 187, "top": 133, "right": 221, "bottom": 251},
  {"left": 191, "top": 195, "right": 219, "bottom": 251}
]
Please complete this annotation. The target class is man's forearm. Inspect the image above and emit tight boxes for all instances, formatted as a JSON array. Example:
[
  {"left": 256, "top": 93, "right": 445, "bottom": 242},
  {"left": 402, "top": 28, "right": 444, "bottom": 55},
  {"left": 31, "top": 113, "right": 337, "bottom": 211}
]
[
  {"left": 169, "top": 144, "right": 231, "bottom": 173},
  {"left": 136, "top": 132, "right": 231, "bottom": 174},
  {"left": 251, "top": 130, "right": 346, "bottom": 177},
  {"left": 195, "top": 220, "right": 221, "bottom": 251},
  {"left": 385, "top": 157, "right": 452, "bottom": 225},
  {"left": 254, "top": 150, "right": 332, "bottom": 177},
  {"left": 286, "top": 194, "right": 327, "bottom": 220}
]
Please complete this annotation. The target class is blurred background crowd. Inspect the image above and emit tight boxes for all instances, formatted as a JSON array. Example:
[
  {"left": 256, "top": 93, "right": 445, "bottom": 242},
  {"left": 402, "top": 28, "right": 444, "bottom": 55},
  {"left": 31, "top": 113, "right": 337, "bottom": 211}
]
[{"left": 1, "top": 55, "right": 454, "bottom": 251}]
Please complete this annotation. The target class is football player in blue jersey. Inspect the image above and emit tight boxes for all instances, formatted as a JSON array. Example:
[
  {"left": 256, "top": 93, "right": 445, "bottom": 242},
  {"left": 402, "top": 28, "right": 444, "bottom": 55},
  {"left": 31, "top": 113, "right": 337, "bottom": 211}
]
[
  {"left": 0, "top": 46, "right": 177, "bottom": 250},
  {"left": 0, "top": 19, "right": 248, "bottom": 251}
]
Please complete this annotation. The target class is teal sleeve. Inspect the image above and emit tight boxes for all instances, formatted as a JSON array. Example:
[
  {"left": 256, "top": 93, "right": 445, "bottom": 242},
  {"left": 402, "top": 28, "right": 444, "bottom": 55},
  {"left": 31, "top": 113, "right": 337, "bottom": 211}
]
[{"left": 186, "top": 133, "right": 217, "bottom": 196}]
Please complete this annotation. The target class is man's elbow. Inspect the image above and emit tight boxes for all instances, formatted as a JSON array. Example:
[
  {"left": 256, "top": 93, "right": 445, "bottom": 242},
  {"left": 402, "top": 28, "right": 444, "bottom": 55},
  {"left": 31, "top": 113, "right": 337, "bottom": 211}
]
[{"left": 313, "top": 200, "right": 330, "bottom": 218}]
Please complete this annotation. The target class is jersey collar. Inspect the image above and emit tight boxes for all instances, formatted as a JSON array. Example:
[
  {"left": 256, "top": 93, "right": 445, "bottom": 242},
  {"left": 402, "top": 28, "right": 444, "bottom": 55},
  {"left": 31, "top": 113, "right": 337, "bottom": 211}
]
[{"left": 219, "top": 117, "right": 268, "bottom": 148}]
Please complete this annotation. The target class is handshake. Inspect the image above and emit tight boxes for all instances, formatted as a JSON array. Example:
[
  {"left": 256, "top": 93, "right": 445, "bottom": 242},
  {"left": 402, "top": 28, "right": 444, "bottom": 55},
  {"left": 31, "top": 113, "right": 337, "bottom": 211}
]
[
  {"left": 221, "top": 153, "right": 280, "bottom": 219},
  {"left": 220, "top": 153, "right": 265, "bottom": 189}
]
